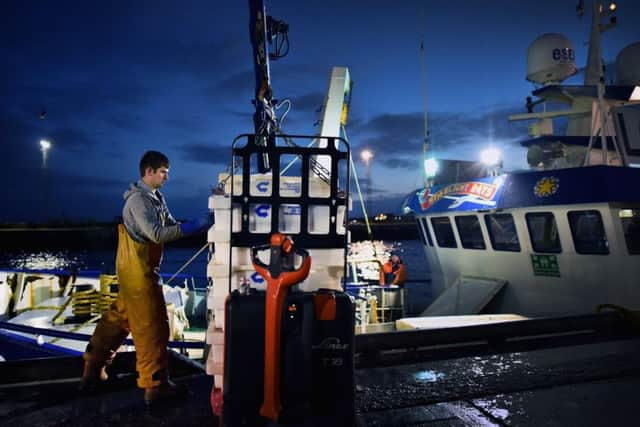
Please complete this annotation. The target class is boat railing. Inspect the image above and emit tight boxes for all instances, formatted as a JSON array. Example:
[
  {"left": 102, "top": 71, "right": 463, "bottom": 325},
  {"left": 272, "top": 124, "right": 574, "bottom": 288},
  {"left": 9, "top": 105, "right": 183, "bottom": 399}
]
[{"left": 0, "top": 320, "right": 203, "bottom": 350}]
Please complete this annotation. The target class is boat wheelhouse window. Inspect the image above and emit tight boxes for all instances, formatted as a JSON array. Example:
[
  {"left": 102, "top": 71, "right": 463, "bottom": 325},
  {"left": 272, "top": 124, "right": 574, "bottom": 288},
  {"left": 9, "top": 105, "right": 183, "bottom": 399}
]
[
  {"left": 525, "top": 212, "right": 562, "bottom": 253},
  {"left": 454, "top": 215, "right": 486, "bottom": 250},
  {"left": 420, "top": 217, "right": 434, "bottom": 246},
  {"left": 484, "top": 213, "right": 521, "bottom": 252},
  {"left": 567, "top": 210, "right": 609, "bottom": 255},
  {"left": 619, "top": 209, "right": 640, "bottom": 255},
  {"left": 430, "top": 216, "right": 457, "bottom": 248}
]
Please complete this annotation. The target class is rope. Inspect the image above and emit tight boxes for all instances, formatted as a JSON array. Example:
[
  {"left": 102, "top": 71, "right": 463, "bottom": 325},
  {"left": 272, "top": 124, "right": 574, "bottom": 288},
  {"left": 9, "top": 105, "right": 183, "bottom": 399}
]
[
  {"left": 164, "top": 242, "right": 209, "bottom": 286},
  {"left": 342, "top": 125, "right": 373, "bottom": 240}
]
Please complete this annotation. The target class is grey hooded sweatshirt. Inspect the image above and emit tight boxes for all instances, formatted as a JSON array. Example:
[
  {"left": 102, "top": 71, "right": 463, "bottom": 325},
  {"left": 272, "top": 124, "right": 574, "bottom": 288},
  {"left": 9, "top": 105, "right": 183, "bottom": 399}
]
[{"left": 122, "top": 180, "right": 183, "bottom": 244}]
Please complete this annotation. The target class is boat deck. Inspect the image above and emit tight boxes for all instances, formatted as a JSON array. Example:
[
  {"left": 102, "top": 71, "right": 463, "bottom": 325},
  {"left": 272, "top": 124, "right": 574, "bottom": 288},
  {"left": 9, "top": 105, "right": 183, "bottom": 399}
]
[{"left": 2, "top": 335, "right": 639, "bottom": 426}]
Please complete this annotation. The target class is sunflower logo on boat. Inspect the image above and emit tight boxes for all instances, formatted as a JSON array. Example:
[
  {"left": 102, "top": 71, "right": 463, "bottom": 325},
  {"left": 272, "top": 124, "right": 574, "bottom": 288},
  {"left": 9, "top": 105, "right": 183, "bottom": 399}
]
[{"left": 534, "top": 176, "right": 559, "bottom": 197}]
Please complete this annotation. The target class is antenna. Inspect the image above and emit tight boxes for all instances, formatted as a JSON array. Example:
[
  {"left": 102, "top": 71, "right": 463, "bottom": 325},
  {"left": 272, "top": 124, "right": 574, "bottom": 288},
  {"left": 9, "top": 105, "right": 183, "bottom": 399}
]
[
  {"left": 420, "top": 39, "right": 430, "bottom": 187},
  {"left": 583, "top": 0, "right": 625, "bottom": 166}
]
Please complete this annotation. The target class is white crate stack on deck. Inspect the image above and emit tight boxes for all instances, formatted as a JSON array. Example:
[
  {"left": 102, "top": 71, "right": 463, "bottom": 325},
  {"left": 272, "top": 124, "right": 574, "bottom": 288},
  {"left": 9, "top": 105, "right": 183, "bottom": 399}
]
[
  {"left": 205, "top": 172, "right": 348, "bottom": 387},
  {"left": 204, "top": 191, "right": 230, "bottom": 385}
]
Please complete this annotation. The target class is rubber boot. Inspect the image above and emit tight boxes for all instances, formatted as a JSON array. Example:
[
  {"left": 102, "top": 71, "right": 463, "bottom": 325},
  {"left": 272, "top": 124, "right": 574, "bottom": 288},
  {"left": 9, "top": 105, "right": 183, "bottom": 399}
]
[
  {"left": 143, "top": 380, "right": 187, "bottom": 406},
  {"left": 78, "top": 363, "right": 110, "bottom": 393}
]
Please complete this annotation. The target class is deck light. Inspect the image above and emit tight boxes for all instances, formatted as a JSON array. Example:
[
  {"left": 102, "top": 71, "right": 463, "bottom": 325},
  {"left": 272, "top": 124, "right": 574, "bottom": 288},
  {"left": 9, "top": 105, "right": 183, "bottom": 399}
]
[
  {"left": 424, "top": 157, "right": 439, "bottom": 178},
  {"left": 480, "top": 147, "right": 502, "bottom": 166}
]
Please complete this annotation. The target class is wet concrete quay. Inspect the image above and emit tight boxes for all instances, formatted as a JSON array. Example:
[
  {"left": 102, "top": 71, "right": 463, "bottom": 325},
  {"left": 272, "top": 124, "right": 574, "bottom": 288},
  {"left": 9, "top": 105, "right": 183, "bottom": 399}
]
[{"left": 2, "top": 337, "right": 640, "bottom": 426}]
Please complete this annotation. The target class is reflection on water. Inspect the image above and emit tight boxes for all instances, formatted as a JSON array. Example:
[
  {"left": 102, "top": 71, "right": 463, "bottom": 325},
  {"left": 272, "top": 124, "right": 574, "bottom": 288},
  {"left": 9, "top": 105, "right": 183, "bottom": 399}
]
[
  {"left": 1, "top": 240, "right": 429, "bottom": 279},
  {"left": 2, "top": 251, "right": 86, "bottom": 270},
  {"left": 0, "top": 249, "right": 115, "bottom": 272}
]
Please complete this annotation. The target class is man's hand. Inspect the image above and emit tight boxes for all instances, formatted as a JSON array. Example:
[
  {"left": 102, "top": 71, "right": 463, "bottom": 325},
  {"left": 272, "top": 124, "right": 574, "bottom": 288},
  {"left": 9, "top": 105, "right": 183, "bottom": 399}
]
[{"left": 180, "top": 213, "right": 214, "bottom": 236}]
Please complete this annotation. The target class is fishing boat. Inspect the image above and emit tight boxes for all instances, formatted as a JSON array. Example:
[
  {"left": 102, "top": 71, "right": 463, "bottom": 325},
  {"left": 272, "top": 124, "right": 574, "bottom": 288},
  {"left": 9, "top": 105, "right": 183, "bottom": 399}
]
[
  {"left": 404, "top": 1, "right": 640, "bottom": 317},
  {"left": 0, "top": 267, "right": 207, "bottom": 361}
]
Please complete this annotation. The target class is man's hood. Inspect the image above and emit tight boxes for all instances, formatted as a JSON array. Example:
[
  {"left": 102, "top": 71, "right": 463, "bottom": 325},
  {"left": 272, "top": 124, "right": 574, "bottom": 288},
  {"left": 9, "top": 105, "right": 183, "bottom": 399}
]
[{"left": 123, "top": 180, "right": 155, "bottom": 201}]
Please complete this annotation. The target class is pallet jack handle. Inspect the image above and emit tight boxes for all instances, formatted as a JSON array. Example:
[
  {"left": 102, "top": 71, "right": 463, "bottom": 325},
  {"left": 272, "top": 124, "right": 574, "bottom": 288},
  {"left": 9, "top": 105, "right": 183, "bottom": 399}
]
[{"left": 251, "top": 233, "right": 311, "bottom": 422}]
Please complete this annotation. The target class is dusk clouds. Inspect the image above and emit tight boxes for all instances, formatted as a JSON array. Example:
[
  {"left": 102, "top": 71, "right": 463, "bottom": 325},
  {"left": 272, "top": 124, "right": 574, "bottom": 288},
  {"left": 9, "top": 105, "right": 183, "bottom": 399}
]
[{"left": 2, "top": 1, "right": 639, "bottom": 221}]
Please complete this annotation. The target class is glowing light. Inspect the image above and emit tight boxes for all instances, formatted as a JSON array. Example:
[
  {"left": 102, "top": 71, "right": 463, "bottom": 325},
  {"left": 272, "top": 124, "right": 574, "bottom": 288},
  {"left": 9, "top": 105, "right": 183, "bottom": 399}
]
[
  {"left": 360, "top": 149, "right": 373, "bottom": 165},
  {"left": 424, "top": 157, "right": 439, "bottom": 178},
  {"left": 480, "top": 147, "right": 502, "bottom": 166},
  {"left": 40, "top": 139, "right": 51, "bottom": 151},
  {"left": 619, "top": 209, "right": 638, "bottom": 218},
  {"left": 609, "top": 2, "right": 617, "bottom": 12}
]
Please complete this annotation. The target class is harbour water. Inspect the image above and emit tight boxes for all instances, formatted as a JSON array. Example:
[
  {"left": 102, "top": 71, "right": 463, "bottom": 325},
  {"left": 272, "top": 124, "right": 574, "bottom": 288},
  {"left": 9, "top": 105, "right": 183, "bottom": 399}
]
[
  {"left": 0, "top": 239, "right": 432, "bottom": 314},
  {"left": 0, "top": 239, "right": 429, "bottom": 285}
]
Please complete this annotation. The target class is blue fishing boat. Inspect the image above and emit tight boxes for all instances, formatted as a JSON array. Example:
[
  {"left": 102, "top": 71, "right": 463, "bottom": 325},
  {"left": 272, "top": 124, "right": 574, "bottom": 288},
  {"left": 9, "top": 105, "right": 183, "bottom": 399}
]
[{"left": 405, "top": 0, "right": 640, "bottom": 317}]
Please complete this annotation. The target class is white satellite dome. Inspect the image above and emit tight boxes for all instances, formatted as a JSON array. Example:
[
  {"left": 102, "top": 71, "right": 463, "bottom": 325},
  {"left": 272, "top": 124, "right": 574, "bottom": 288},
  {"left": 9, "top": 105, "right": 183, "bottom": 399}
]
[
  {"left": 527, "top": 33, "right": 577, "bottom": 84},
  {"left": 615, "top": 42, "right": 640, "bottom": 85}
]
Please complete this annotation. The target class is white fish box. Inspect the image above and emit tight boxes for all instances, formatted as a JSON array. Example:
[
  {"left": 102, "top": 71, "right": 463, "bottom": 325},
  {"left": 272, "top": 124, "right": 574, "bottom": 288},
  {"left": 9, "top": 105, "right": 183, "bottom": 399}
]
[
  {"left": 214, "top": 308, "right": 225, "bottom": 329},
  {"left": 309, "top": 248, "right": 345, "bottom": 266},
  {"left": 205, "top": 327, "right": 224, "bottom": 345},
  {"left": 207, "top": 290, "right": 228, "bottom": 311},
  {"left": 277, "top": 204, "right": 302, "bottom": 234},
  {"left": 211, "top": 343, "right": 224, "bottom": 364},
  {"left": 212, "top": 246, "right": 252, "bottom": 266},
  {"left": 213, "top": 173, "right": 348, "bottom": 236},
  {"left": 207, "top": 263, "right": 229, "bottom": 279},
  {"left": 209, "top": 194, "right": 231, "bottom": 210},
  {"left": 206, "top": 356, "right": 223, "bottom": 376},
  {"left": 279, "top": 177, "right": 302, "bottom": 197},
  {"left": 208, "top": 226, "right": 230, "bottom": 244},
  {"left": 215, "top": 208, "right": 243, "bottom": 232},
  {"left": 226, "top": 173, "right": 337, "bottom": 199}
]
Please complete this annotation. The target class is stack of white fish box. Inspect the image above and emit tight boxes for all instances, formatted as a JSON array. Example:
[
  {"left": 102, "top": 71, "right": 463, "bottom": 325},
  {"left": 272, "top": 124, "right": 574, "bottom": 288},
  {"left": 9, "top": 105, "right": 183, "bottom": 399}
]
[{"left": 204, "top": 172, "right": 348, "bottom": 390}]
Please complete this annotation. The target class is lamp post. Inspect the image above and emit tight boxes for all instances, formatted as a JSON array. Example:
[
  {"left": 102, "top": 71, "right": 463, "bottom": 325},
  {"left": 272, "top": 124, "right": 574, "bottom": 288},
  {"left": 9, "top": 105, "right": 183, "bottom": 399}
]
[
  {"left": 360, "top": 149, "right": 373, "bottom": 218},
  {"left": 40, "top": 139, "right": 51, "bottom": 168},
  {"left": 40, "top": 139, "right": 51, "bottom": 221}
]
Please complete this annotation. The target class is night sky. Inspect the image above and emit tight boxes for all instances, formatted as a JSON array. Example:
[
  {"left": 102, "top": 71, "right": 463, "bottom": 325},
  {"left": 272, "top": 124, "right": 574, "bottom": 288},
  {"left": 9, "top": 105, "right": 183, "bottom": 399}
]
[{"left": 3, "top": 1, "right": 639, "bottom": 222}]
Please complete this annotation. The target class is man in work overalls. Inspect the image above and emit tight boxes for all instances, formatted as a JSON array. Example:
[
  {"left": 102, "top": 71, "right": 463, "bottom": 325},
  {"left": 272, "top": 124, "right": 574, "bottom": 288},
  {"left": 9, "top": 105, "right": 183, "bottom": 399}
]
[{"left": 80, "top": 150, "right": 210, "bottom": 405}]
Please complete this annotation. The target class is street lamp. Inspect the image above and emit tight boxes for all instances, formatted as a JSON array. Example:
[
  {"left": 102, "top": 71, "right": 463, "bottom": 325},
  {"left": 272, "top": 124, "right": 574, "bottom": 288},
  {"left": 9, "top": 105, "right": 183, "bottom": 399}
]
[
  {"left": 40, "top": 139, "right": 51, "bottom": 169},
  {"left": 40, "top": 139, "right": 52, "bottom": 221},
  {"left": 360, "top": 149, "right": 373, "bottom": 168},
  {"left": 360, "top": 149, "right": 373, "bottom": 217}
]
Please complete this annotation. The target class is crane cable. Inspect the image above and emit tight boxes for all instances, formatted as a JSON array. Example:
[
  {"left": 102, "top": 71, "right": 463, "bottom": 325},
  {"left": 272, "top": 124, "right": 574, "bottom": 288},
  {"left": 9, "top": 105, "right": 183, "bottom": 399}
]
[{"left": 341, "top": 124, "right": 372, "bottom": 240}]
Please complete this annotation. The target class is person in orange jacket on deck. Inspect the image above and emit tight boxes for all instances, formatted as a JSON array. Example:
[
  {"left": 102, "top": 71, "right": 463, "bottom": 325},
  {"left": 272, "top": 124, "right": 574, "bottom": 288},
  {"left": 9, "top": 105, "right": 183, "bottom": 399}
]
[
  {"left": 379, "top": 253, "right": 407, "bottom": 287},
  {"left": 79, "top": 150, "right": 211, "bottom": 405}
]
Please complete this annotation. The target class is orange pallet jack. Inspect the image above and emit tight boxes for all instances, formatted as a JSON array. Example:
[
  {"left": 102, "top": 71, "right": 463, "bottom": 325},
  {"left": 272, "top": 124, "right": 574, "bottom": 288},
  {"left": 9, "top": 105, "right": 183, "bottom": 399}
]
[
  {"left": 252, "top": 233, "right": 311, "bottom": 421},
  {"left": 221, "top": 234, "right": 355, "bottom": 426}
]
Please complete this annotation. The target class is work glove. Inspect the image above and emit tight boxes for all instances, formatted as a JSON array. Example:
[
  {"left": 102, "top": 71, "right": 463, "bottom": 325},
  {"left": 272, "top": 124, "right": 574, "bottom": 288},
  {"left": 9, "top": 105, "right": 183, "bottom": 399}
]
[{"left": 180, "top": 212, "right": 214, "bottom": 236}]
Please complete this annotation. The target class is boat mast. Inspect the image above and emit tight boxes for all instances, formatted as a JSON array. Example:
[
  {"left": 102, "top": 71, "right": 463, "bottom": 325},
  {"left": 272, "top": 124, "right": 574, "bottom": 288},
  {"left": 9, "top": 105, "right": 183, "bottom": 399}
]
[
  {"left": 420, "top": 39, "right": 431, "bottom": 187},
  {"left": 582, "top": 0, "right": 624, "bottom": 166}
]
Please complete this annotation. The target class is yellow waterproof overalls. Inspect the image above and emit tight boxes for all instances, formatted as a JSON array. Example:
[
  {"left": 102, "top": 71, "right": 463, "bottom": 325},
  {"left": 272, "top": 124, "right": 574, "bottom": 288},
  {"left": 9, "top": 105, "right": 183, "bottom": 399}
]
[{"left": 83, "top": 224, "right": 170, "bottom": 388}]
